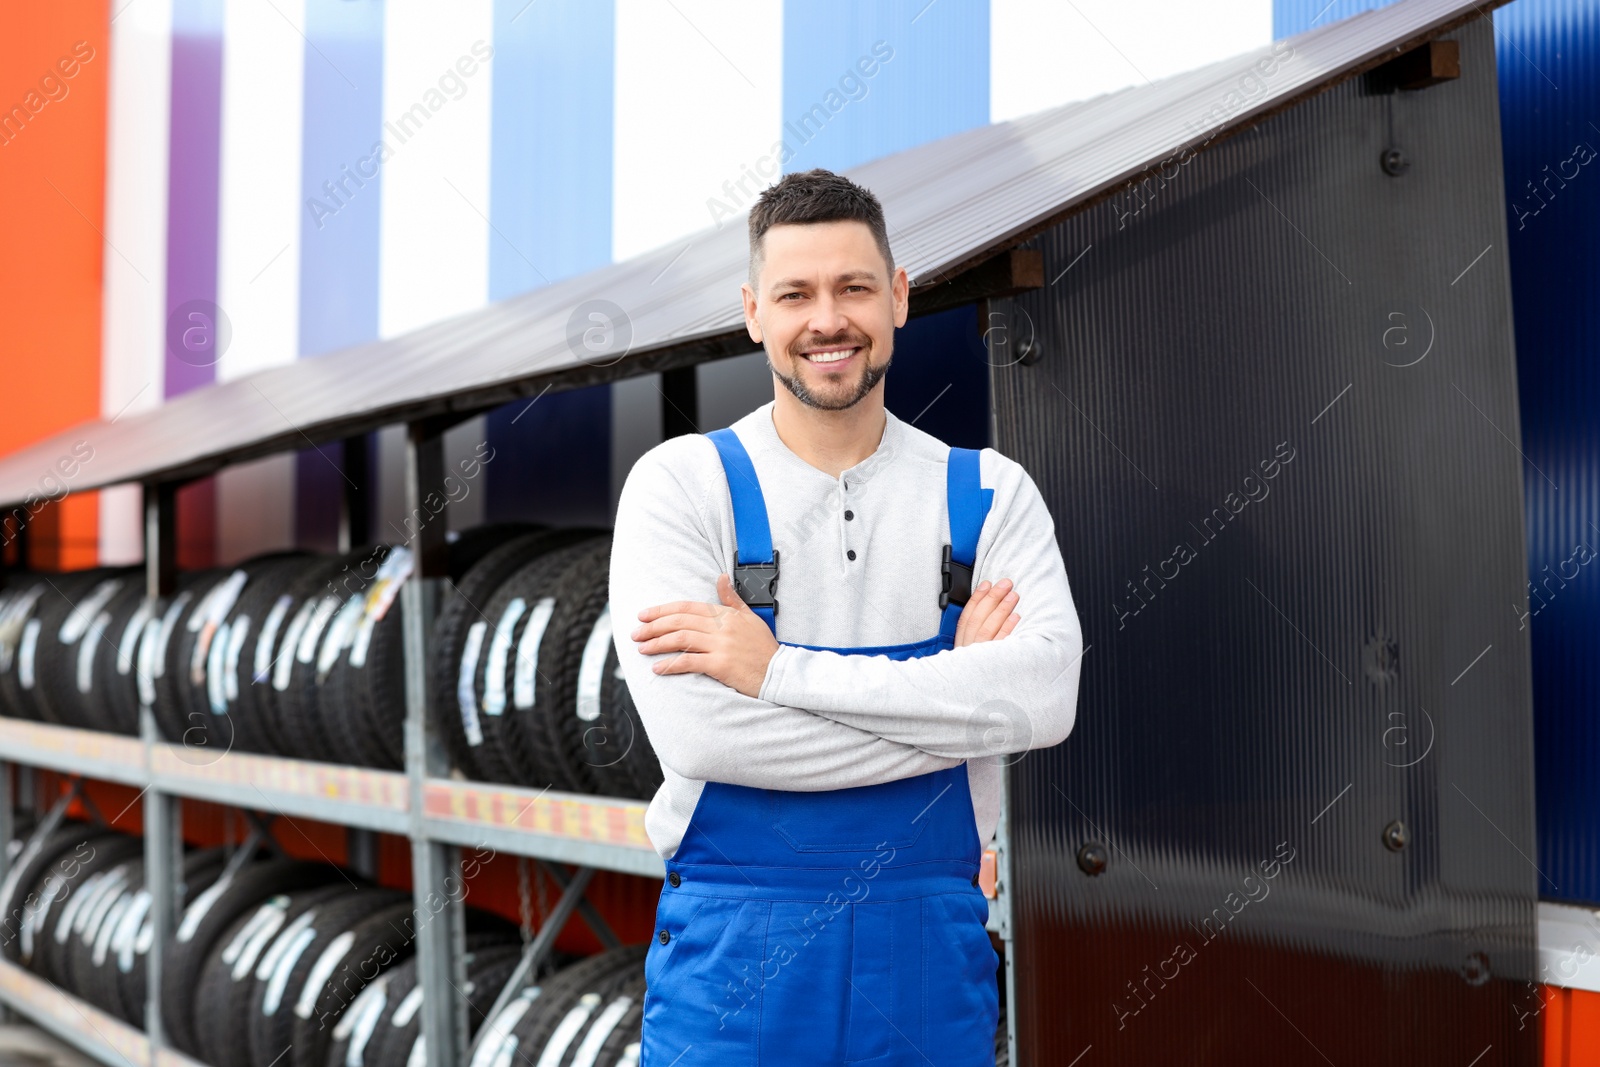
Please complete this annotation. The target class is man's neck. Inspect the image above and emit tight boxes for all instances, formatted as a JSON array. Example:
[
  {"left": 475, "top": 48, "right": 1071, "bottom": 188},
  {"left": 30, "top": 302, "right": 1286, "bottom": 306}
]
[{"left": 769, "top": 390, "right": 888, "bottom": 478}]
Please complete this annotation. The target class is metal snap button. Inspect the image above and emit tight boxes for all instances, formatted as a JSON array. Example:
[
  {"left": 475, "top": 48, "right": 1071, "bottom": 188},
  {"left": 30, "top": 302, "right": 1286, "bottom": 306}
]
[
  {"left": 658, "top": 929, "right": 671, "bottom": 945},
  {"left": 844, "top": 510, "right": 854, "bottom": 521},
  {"left": 847, "top": 550, "right": 857, "bottom": 561},
  {"left": 668, "top": 871, "right": 681, "bottom": 888}
]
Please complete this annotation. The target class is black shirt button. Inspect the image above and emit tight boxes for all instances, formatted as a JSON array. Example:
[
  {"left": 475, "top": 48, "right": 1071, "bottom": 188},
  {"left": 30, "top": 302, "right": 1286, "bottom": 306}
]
[
  {"left": 847, "top": 550, "right": 857, "bottom": 561},
  {"left": 658, "top": 929, "right": 671, "bottom": 945},
  {"left": 668, "top": 871, "right": 681, "bottom": 888},
  {"left": 844, "top": 510, "right": 854, "bottom": 521}
]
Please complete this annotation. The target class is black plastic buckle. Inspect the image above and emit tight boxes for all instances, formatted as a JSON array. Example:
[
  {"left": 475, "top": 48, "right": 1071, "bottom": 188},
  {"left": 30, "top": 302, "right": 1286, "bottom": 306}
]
[
  {"left": 940, "top": 543, "right": 973, "bottom": 609},
  {"left": 734, "top": 550, "right": 780, "bottom": 612}
]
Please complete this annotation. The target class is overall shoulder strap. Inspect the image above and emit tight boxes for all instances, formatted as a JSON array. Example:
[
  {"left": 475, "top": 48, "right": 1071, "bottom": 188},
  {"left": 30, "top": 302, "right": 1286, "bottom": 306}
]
[
  {"left": 939, "top": 447, "right": 995, "bottom": 640},
  {"left": 705, "top": 428, "right": 779, "bottom": 633}
]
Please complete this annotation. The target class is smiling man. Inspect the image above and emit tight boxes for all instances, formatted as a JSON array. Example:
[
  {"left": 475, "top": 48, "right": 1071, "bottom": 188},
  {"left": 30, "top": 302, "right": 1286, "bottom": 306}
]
[{"left": 608, "top": 168, "right": 1084, "bottom": 1065}]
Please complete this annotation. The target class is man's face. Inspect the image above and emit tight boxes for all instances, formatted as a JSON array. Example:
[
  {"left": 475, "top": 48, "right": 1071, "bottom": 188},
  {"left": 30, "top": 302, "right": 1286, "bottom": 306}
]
[{"left": 741, "top": 220, "right": 909, "bottom": 412}]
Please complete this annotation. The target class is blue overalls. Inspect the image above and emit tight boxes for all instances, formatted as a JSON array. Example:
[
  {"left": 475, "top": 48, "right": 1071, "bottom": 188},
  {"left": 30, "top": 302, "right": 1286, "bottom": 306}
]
[{"left": 640, "top": 427, "right": 1000, "bottom": 1066}]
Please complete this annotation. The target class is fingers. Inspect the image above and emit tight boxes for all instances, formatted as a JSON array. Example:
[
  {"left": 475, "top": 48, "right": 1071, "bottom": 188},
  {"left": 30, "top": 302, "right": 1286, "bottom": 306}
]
[
  {"left": 717, "top": 573, "right": 751, "bottom": 611},
  {"left": 633, "top": 626, "right": 718, "bottom": 656},
  {"left": 975, "top": 582, "right": 1019, "bottom": 642},
  {"left": 955, "top": 579, "right": 1021, "bottom": 647},
  {"left": 631, "top": 612, "right": 722, "bottom": 643},
  {"left": 954, "top": 580, "right": 992, "bottom": 647},
  {"left": 637, "top": 600, "right": 718, "bottom": 622}
]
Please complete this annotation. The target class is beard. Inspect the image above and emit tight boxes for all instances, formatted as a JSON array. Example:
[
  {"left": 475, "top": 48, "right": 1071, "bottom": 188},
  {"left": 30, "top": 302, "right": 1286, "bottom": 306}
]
[{"left": 767, "top": 333, "right": 893, "bottom": 412}]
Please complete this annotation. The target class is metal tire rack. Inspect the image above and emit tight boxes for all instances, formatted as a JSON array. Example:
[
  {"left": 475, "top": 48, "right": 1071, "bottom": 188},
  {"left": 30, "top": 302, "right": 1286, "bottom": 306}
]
[{"left": 0, "top": 412, "right": 1016, "bottom": 1067}]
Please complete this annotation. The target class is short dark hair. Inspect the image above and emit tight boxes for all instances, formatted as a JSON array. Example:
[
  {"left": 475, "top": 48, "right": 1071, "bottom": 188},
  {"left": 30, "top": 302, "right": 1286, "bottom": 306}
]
[{"left": 747, "top": 168, "right": 894, "bottom": 285}]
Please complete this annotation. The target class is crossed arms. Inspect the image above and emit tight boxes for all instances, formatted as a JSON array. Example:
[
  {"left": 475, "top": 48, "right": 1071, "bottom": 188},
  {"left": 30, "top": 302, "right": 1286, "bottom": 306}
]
[{"left": 607, "top": 445, "right": 1084, "bottom": 791}]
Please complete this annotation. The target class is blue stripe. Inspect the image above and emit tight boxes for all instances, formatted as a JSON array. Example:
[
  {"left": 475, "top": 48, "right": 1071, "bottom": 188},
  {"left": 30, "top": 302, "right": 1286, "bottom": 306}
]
[
  {"left": 780, "top": 0, "right": 989, "bottom": 174},
  {"left": 1272, "top": 0, "right": 1389, "bottom": 35},
  {"left": 488, "top": 0, "right": 614, "bottom": 298},
  {"left": 296, "top": 0, "right": 385, "bottom": 549},
  {"left": 297, "top": 0, "right": 385, "bottom": 358},
  {"left": 483, "top": 0, "right": 617, "bottom": 526},
  {"left": 780, "top": 1, "right": 992, "bottom": 451}
]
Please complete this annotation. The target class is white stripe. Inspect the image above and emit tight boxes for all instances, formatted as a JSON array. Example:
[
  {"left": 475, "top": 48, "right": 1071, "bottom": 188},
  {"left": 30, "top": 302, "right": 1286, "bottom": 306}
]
[
  {"left": 216, "top": 0, "right": 304, "bottom": 562},
  {"left": 611, "top": 0, "right": 781, "bottom": 262},
  {"left": 569, "top": 996, "right": 633, "bottom": 1067},
  {"left": 217, "top": 0, "right": 305, "bottom": 382},
  {"left": 378, "top": 0, "right": 495, "bottom": 339},
  {"left": 535, "top": 994, "right": 600, "bottom": 1067},
  {"left": 99, "top": 0, "right": 174, "bottom": 565},
  {"left": 989, "top": 0, "right": 1273, "bottom": 124}
]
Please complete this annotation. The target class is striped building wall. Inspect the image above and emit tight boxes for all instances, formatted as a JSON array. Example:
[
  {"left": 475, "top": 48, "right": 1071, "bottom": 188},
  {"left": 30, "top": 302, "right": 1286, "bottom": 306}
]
[{"left": 3, "top": 0, "right": 1274, "bottom": 567}]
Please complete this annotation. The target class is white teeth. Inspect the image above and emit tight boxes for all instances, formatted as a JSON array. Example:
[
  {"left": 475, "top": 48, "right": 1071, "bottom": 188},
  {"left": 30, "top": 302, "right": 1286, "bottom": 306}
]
[{"left": 806, "top": 349, "right": 853, "bottom": 363}]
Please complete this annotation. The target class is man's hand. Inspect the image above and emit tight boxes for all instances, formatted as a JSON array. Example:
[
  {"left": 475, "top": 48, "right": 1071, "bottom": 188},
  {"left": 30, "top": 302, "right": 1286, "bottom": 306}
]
[
  {"left": 630, "top": 574, "right": 779, "bottom": 698},
  {"left": 954, "top": 578, "right": 1020, "bottom": 647}
]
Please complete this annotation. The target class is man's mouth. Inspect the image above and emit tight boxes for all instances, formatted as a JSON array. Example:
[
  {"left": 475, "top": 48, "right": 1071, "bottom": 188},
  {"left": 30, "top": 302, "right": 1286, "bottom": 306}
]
[{"left": 800, "top": 345, "right": 861, "bottom": 366}]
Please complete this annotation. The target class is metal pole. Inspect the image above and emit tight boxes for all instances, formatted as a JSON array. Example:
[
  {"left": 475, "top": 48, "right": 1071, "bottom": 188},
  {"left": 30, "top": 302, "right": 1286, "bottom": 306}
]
[
  {"left": 0, "top": 762, "right": 14, "bottom": 888},
  {"left": 466, "top": 866, "right": 598, "bottom": 1064},
  {"left": 0, "top": 760, "right": 11, "bottom": 1026},
  {"left": 142, "top": 483, "right": 183, "bottom": 1049},
  {"left": 984, "top": 308, "right": 1022, "bottom": 1066},
  {"left": 339, "top": 435, "right": 372, "bottom": 553},
  {"left": 997, "top": 762, "right": 1019, "bottom": 1067},
  {"left": 346, "top": 828, "right": 379, "bottom": 881},
  {"left": 660, "top": 366, "right": 698, "bottom": 439},
  {"left": 403, "top": 423, "right": 469, "bottom": 1067}
]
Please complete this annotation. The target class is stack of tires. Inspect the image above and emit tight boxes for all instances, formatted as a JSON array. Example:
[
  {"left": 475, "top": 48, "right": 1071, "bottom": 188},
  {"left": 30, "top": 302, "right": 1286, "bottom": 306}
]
[
  {"left": 0, "top": 523, "right": 663, "bottom": 796},
  {"left": 0, "top": 818, "right": 232, "bottom": 1027},
  {"left": 467, "top": 944, "right": 648, "bottom": 1067},
  {"left": 0, "top": 818, "right": 651, "bottom": 1067},
  {"left": 0, "top": 566, "right": 148, "bottom": 734},
  {"left": 435, "top": 530, "right": 662, "bottom": 799}
]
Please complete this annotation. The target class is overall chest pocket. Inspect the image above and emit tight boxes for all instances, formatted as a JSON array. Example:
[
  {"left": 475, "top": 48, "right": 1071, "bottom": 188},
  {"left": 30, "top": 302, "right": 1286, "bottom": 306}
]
[{"left": 769, "top": 773, "right": 937, "bottom": 853}]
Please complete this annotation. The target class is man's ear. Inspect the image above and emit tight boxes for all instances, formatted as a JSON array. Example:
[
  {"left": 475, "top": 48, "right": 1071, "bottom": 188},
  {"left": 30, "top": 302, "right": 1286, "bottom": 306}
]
[
  {"left": 892, "top": 265, "right": 909, "bottom": 328},
  {"left": 741, "top": 282, "right": 763, "bottom": 343}
]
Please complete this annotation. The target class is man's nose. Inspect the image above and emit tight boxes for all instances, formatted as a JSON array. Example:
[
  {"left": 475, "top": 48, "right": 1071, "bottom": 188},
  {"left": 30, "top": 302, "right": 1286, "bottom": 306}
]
[{"left": 807, "top": 294, "right": 850, "bottom": 337}]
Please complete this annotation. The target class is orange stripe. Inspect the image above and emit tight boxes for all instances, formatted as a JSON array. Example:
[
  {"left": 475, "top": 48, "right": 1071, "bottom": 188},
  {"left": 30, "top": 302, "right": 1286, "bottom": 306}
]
[
  {"left": 0, "top": 0, "right": 109, "bottom": 569},
  {"left": 1571, "top": 987, "right": 1600, "bottom": 1067}
]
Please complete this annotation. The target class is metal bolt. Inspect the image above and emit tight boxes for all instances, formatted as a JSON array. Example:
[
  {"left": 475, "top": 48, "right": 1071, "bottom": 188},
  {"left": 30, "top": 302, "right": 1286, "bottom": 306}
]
[
  {"left": 1077, "top": 842, "right": 1108, "bottom": 876},
  {"left": 1381, "top": 147, "right": 1410, "bottom": 177},
  {"left": 1017, "top": 338, "right": 1043, "bottom": 366},
  {"left": 1383, "top": 820, "right": 1408, "bottom": 851}
]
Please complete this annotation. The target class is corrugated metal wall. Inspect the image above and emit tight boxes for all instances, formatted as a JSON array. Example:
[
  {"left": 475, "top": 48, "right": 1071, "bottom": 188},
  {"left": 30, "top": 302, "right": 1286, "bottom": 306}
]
[
  {"left": 992, "top": 18, "right": 1540, "bottom": 1064},
  {"left": 1280, "top": 0, "right": 1600, "bottom": 912}
]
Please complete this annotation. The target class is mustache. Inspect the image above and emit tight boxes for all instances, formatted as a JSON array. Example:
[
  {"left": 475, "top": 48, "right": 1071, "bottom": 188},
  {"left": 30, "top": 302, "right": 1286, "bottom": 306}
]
[{"left": 789, "top": 333, "right": 871, "bottom": 357}]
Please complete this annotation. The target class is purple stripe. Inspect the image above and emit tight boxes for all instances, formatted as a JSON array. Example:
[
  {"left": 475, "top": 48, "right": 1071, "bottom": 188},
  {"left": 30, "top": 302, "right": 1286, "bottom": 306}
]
[{"left": 163, "top": 0, "right": 224, "bottom": 399}]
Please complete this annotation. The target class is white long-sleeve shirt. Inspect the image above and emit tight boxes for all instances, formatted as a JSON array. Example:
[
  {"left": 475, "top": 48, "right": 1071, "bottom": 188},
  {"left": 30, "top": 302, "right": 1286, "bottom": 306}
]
[{"left": 607, "top": 399, "right": 1083, "bottom": 859}]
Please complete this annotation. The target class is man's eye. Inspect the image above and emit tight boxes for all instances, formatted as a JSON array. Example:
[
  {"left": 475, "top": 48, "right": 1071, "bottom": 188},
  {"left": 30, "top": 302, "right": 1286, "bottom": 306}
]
[{"left": 779, "top": 292, "right": 804, "bottom": 301}]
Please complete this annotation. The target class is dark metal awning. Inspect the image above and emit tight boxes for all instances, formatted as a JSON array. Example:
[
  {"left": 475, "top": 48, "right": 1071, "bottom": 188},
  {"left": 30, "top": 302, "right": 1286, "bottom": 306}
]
[{"left": 0, "top": 0, "right": 1500, "bottom": 504}]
